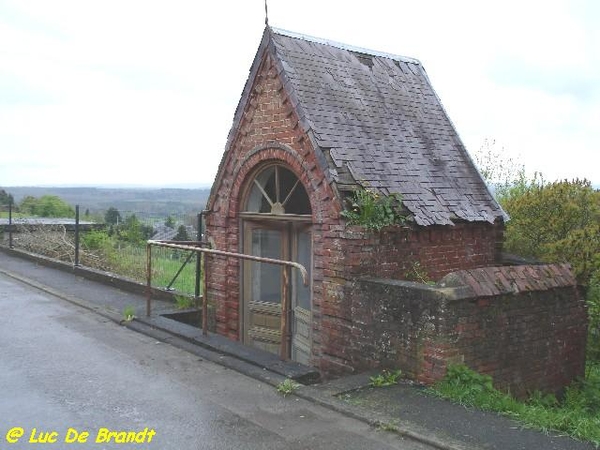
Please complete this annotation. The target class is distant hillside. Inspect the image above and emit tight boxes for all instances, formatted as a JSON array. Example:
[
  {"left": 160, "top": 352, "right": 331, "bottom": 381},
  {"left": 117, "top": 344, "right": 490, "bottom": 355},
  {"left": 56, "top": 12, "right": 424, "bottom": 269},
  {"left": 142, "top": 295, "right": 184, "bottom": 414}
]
[{"left": 2, "top": 186, "right": 211, "bottom": 217}]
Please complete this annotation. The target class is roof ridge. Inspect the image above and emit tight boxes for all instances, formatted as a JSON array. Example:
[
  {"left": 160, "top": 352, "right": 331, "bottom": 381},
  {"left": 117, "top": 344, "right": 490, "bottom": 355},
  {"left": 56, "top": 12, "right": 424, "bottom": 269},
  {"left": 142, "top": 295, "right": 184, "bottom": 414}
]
[{"left": 270, "top": 27, "right": 421, "bottom": 66}]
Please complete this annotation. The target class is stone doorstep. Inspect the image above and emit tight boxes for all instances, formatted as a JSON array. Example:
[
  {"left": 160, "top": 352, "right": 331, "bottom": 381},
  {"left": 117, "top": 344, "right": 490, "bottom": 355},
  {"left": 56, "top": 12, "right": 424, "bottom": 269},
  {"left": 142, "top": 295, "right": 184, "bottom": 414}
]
[{"left": 139, "top": 314, "right": 320, "bottom": 384}]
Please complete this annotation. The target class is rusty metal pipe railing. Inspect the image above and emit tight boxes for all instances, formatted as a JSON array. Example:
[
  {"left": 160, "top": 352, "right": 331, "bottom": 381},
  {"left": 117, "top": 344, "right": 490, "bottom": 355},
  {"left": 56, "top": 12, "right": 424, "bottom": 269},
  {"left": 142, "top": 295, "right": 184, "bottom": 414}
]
[
  {"left": 147, "top": 240, "right": 308, "bottom": 284},
  {"left": 145, "top": 239, "right": 308, "bottom": 360}
]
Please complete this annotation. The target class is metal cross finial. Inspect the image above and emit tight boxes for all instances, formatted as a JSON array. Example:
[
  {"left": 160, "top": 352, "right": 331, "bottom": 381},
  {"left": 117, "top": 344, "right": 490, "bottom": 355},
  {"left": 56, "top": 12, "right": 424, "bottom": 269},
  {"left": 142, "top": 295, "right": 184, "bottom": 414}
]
[{"left": 264, "top": 0, "right": 269, "bottom": 26}]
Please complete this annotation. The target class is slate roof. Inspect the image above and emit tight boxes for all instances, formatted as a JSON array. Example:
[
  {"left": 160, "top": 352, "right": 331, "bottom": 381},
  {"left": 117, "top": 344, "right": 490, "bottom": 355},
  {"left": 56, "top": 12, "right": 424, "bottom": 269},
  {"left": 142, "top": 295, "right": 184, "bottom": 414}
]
[{"left": 219, "top": 27, "right": 506, "bottom": 226}]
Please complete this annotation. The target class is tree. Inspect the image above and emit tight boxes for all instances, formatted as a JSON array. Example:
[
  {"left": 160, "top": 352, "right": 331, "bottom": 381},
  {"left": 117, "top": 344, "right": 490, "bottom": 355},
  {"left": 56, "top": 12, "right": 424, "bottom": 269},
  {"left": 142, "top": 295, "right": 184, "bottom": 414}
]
[
  {"left": 36, "top": 195, "right": 75, "bottom": 217},
  {"left": 544, "top": 225, "right": 600, "bottom": 284},
  {"left": 173, "top": 225, "right": 190, "bottom": 242},
  {"left": 104, "top": 207, "right": 121, "bottom": 225},
  {"left": 501, "top": 178, "right": 600, "bottom": 272},
  {"left": 587, "top": 270, "right": 600, "bottom": 365},
  {"left": 472, "top": 138, "right": 525, "bottom": 199},
  {"left": 19, "top": 196, "right": 38, "bottom": 214},
  {"left": 164, "top": 216, "right": 175, "bottom": 228},
  {"left": 118, "top": 214, "right": 153, "bottom": 245},
  {"left": 0, "top": 189, "right": 14, "bottom": 206},
  {"left": 18, "top": 195, "right": 74, "bottom": 217}
]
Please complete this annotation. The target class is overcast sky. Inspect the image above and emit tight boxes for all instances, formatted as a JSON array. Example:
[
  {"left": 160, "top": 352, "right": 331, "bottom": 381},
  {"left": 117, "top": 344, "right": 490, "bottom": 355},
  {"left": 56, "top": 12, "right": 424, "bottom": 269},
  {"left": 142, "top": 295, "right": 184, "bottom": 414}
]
[{"left": 1, "top": 0, "right": 598, "bottom": 188}]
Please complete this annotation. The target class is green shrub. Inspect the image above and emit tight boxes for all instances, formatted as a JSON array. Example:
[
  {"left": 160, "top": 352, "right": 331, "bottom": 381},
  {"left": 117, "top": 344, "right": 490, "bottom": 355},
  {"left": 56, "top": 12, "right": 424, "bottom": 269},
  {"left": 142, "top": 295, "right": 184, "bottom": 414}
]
[
  {"left": 81, "top": 230, "right": 111, "bottom": 250},
  {"left": 19, "top": 195, "right": 74, "bottom": 218},
  {"left": 587, "top": 271, "right": 600, "bottom": 366},
  {"left": 501, "top": 178, "right": 599, "bottom": 261}
]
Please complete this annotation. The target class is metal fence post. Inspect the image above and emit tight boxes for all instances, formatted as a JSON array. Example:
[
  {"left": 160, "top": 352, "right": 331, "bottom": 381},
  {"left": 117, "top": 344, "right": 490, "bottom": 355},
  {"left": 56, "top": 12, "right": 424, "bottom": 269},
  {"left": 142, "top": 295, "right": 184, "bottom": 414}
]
[
  {"left": 8, "top": 199, "right": 13, "bottom": 249},
  {"left": 195, "top": 213, "right": 202, "bottom": 300},
  {"left": 201, "top": 211, "right": 208, "bottom": 336},
  {"left": 202, "top": 251, "right": 208, "bottom": 336},
  {"left": 146, "top": 243, "right": 152, "bottom": 317},
  {"left": 74, "top": 205, "right": 80, "bottom": 266}
]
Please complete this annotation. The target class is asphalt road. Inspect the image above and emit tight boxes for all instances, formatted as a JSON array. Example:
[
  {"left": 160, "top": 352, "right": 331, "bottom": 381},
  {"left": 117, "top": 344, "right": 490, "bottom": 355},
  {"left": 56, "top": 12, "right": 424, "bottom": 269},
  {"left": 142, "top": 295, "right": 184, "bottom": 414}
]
[{"left": 0, "top": 273, "right": 431, "bottom": 450}]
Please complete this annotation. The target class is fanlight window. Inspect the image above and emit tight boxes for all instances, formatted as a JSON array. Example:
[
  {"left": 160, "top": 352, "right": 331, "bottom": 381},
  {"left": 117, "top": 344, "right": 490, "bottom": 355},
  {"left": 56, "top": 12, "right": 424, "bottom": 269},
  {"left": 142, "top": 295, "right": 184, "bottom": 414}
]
[{"left": 245, "top": 165, "right": 311, "bottom": 215}]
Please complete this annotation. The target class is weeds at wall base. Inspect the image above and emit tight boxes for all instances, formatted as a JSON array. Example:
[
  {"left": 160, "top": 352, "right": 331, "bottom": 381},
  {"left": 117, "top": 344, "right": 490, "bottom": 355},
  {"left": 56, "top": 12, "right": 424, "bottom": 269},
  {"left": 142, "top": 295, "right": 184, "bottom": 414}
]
[
  {"left": 370, "top": 369, "right": 402, "bottom": 387},
  {"left": 122, "top": 305, "right": 136, "bottom": 322},
  {"left": 276, "top": 379, "right": 300, "bottom": 397},
  {"left": 428, "top": 363, "right": 600, "bottom": 447}
]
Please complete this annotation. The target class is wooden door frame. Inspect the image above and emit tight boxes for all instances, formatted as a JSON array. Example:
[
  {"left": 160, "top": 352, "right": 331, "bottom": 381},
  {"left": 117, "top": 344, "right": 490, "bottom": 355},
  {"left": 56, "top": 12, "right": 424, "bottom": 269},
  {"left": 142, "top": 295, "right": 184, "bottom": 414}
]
[
  {"left": 289, "top": 224, "right": 313, "bottom": 364},
  {"left": 241, "top": 220, "right": 288, "bottom": 350},
  {"left": 240, "top": 217, "right": 312, "bottom": 359}
]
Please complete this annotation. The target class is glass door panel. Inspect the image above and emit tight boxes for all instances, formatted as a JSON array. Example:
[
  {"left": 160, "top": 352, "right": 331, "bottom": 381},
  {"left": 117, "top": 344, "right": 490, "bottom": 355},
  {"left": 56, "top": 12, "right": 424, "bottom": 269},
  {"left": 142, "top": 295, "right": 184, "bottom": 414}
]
[
  {"left": 244, "top": 226, "right": 284, "bottom": 355},
  {"left": 292, "top": 229, "right": 312, "bottom": 365},
  {"left": 251, "top": 229, "right": 282, "bottom": 303}
]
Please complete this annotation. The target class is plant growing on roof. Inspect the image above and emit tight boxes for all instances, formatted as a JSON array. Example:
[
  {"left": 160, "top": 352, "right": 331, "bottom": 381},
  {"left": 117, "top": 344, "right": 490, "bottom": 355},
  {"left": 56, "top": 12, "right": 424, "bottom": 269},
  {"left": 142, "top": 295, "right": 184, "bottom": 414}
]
[{"left": 341, "top": 187, "right": 407, "bottom": 231}]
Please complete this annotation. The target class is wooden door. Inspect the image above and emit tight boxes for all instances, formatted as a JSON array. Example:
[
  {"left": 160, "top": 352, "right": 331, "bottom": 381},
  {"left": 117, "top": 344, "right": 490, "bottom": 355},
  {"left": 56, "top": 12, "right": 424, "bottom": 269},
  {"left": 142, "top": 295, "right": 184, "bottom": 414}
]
[
  {"left": 291, "top": 228, "right": 312, "bottom": 365},
  {"left": 243, "top": 224, "right": 284, "bottom": 355},
  {"left": 243, "top": 221, "right": 312, "bottom": 362}
]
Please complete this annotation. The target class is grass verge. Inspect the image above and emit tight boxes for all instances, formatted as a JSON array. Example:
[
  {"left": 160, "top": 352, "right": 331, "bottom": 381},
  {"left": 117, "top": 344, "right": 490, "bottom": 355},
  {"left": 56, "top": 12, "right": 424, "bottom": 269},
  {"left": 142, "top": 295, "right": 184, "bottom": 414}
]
[
  {"left": 85, "top": 242, "right": 197, "bottom": 294},
  {"left": 428, "top": 363, "right": 600, "bottom": 447}
]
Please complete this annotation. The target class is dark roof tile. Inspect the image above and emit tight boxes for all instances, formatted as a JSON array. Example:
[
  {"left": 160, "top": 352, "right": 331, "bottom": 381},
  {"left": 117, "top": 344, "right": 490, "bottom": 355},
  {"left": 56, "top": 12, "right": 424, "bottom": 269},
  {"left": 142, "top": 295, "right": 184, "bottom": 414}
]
[
  {"left": 267, "top": 30, "right": 504, "bottom": 225},
  {"left": 214, "top": 28, "right": 507, "bottom": 226}
]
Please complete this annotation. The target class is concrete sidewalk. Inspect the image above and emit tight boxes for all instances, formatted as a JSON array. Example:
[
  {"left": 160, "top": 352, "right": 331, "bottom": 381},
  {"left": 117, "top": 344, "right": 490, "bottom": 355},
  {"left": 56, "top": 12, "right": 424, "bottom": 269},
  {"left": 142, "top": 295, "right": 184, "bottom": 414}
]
[{"left": 0, "top": 248, "right": 595, "bottom": 450}]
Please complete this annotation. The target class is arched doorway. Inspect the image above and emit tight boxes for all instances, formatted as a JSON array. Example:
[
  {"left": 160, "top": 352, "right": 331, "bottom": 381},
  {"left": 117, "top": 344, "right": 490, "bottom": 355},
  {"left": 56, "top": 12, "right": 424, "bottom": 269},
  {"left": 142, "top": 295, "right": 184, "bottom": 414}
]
[{"left": 240, "top": 164, "right": 312, "bottom": 364}]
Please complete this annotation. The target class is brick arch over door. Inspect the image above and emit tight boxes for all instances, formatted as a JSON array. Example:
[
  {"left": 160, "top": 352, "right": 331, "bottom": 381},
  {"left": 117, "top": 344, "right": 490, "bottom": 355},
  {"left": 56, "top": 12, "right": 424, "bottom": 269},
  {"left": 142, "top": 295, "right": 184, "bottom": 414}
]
[
  {"left": 228, "top": 143, "right": 339, "bottom": 224},
  {"left": 237, "top": 156, "right": 316, "bottom": 362}
]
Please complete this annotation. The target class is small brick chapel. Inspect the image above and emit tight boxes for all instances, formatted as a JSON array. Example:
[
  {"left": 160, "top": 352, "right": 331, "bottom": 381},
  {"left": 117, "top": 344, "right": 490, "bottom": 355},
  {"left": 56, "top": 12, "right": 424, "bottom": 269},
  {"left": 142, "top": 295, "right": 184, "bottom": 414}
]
[{"left": 204, "top": 27, "right": 587, "bottom": 395}]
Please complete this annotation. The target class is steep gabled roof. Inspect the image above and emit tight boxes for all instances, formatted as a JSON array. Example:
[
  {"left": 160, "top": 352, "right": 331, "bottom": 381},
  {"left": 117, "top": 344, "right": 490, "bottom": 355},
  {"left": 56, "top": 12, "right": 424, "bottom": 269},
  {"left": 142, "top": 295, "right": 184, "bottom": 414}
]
[{"left": 214, "top": 27, "right": 506, "bottom": 226}]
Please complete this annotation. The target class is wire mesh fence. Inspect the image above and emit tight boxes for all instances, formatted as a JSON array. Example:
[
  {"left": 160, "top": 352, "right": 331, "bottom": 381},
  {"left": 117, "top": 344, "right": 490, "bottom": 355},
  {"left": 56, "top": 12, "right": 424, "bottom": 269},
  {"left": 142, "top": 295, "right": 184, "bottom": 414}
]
[{"left": 0, "top": 204, "right": 201, "bottom": 296}]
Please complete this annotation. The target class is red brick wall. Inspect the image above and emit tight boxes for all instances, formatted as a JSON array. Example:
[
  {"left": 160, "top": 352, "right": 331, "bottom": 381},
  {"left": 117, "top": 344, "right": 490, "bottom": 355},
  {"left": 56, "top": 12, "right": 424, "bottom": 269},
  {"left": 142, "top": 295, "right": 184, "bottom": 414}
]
[
  {"left": 344, "top": 264, "right": 587, "bottom": 397},
  {"left": 430, "top": 264, "right": 587, "bottom": 397},
  {"left": 205, "top": 52, "right": 340, "bottom": 349},
  {"left": 339, "top": 221, "right": 503, "bottom": 281},
  {"left": 314, "top": 221, "right": 504, "bottom": 374}
]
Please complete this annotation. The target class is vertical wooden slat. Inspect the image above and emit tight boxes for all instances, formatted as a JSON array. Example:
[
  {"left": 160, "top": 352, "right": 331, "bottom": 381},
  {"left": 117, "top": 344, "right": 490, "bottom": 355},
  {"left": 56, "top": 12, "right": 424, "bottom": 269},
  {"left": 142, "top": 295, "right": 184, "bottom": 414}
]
[{"left": 280, "top": 265, "right": 290, "bottom": 360}]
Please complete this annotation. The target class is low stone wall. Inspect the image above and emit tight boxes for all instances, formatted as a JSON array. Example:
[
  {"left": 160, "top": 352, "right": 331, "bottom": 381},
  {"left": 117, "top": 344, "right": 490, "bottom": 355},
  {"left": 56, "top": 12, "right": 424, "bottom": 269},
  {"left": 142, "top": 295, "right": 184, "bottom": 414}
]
[{"left": 341, "top": 263, "right": 587, "bottom": 397}]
